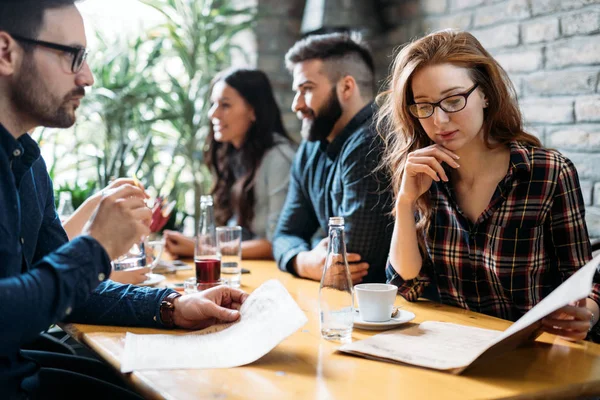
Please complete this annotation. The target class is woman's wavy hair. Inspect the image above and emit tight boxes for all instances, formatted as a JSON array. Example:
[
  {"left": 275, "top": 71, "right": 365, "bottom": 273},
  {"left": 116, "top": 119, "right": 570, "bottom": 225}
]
[
  {"left": 376, "top": 30, "right": 541, "bottom": 252},
  {"left": 204, "top": 68, "right": 292, "bottom": 230}
]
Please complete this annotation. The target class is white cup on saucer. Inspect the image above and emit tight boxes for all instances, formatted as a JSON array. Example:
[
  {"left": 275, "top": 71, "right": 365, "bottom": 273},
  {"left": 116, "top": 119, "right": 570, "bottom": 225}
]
[{"left": 354, "top": 283, "right": 398, "bottom": 322}]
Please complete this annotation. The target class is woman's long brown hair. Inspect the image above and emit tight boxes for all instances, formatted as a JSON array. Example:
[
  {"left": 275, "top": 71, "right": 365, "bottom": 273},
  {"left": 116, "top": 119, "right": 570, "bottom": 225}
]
[
  {"left": 204, "top": 68, "right": 293, "bottom": 232},
  {"left": 376, "top": 30, "right": 541, "bottom": 254}
]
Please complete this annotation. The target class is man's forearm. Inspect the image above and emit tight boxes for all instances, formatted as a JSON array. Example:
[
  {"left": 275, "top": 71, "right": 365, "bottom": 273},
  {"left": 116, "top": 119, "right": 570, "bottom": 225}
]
[
  {"left": 272, "top": 234, "right": 311, "bottom": 274},
  {"left": 292, "top": 252, "right": 306, "bottom": 277}
]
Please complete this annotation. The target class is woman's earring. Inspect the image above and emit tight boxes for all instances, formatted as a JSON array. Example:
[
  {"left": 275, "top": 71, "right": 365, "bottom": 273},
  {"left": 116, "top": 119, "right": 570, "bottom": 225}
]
[{"left": 484, "top": 101, "right": 489, "bottom": 108}]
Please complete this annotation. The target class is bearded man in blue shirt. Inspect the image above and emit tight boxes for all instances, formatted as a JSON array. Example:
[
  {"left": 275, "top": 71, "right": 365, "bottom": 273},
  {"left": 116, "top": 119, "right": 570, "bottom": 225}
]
[
  {"left": 273, "top": 33, "right": 394, "bottom": 284},
  {"left": 0, "top": 1, "right": 248, "bottom": 398}
]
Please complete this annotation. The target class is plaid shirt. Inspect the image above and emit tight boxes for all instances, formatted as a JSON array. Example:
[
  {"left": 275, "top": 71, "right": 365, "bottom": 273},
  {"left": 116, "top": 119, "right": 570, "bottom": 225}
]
[
  {"left": 273, "top": 103, "right": 394, "bottom": 283},
  {"left": 388, "top": 142, "right": 600, "bottom": 324}
]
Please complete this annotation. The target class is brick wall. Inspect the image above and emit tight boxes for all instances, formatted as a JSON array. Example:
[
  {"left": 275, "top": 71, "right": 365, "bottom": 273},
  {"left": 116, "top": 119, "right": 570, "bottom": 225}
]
[
  {"left": 256, "top": 0, "right": 305, "bottom": 138},
  {"left": 255, "top": 0, "right": 600, "bottom": 235},
  {"left": 373, "top": 0, "right": 600, "bottom": 236}
]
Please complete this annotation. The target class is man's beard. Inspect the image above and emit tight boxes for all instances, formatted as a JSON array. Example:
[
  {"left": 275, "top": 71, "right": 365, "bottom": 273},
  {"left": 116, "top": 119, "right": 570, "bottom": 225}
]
[
  {"left": 301, "top": 86, "right": 342, "bottom": 142},
  {"left": 11, "top": 55, "right": 83, "bottom": 129}
]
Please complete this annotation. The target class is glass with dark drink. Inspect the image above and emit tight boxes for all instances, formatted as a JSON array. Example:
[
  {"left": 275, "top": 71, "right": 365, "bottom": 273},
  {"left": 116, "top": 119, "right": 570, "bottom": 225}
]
[
  {"left": 195, "top": 258, "right": 221, "bottom": 282},
  {"left": 194, "top": 195, "right": 222, "bottom": 290}
]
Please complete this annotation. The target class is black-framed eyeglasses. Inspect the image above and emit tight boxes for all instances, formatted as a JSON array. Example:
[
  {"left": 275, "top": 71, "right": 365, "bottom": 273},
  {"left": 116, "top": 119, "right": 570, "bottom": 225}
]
[
  {"left": 10, "top": 34, "right": 88, "bottom": 73},
  {"left": 408, "top": 83, "right": 480, "bottom": 119}
]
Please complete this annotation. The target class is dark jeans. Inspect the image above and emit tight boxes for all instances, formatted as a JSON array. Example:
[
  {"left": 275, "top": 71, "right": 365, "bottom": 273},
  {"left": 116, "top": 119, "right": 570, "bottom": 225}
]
[{"left": 20, "top": 350, "right": 143, "bottom": 400}]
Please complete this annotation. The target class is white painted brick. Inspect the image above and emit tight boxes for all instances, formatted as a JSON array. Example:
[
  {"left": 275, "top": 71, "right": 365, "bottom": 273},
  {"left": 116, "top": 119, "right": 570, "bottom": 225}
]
[
  {"left": 561, "top": 151, "right": 600, "bottom": 180},
  {"left": 424, "top": 13, "right": 472, "bottom": 31},
  {"left": 561, "top": 9, "right": 600, "bottom": 36},
  {"left": 582, "top": 180, "right": 593, "bottom": 206},
  {"left": 531, "top": 0, "right": 562, "bottom": 16},
  {"left": 532, "top": 0, "right": 600, "bottom": 16},
  {"left": 576, "top": 95, "right": 600, "bottom": 122},
  {"left": 588, "top": 129, "right": 600, "bottom": 148},
  {"left": 594, "top": 183, "right": 600, "bottom": 206},
  {"left": 521, "top": 98, "right": 574, "bottom": 124},
  {"left": 451, "top": 0, "right": 485, "bottom": 10},
  {"left": 524, "top": 124, "right": 545, "bottom": 144},
  {"left": 495, "top": 48, "right": 543, "bottom": 73},
  {"left": 474, "top": 0, "right": 530, "bottom": 28},
  {"left": 523, "top": 69, "right": 599, "bottom": 96},
  {"left": 585, "top": 206, "right": 600, "bottom": 237},
  {"left": 511, "top": 74, "right": 523, "bottom": 97},
  {"left": 472, "top": 23, "right": 520, "bottom": 49},
  {"left": 522, "top": 18, "right": 559, "bottom": 44},
  {"left": 546, "top": 37, "right": 600, "bottom": 68},
  {"left": 422, "top": 0, "right": 448, "bottom": 14},
  {"left": 547, "top": 125, "right": 600, "bottom": 150}
]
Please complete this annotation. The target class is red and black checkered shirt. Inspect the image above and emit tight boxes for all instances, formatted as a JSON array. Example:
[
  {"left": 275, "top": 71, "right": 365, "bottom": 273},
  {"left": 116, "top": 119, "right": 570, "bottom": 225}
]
[{"left": 388, "top": 141, "right": 600, "bottom": 322}]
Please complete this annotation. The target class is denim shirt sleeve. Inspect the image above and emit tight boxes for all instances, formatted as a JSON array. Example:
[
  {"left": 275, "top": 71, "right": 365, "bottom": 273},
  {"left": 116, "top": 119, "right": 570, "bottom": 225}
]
[
  {"left": 272, "top": 147, "right": 320, "bottom": 275},
  {"left": 66, "top": 281, "right": 176, "bottom": 328},
  {"left": 0, "top": 236, "right": 111, "bottom": 355}
]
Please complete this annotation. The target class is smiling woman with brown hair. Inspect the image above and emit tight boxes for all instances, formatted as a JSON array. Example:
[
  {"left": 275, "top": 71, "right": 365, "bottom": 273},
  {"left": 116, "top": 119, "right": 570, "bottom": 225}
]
[
  {"left": 378, "top": 29, "right": 600, "bottom": 342},
  {"left": 164, "top": 68, "right": 296, "bottom": 260}
]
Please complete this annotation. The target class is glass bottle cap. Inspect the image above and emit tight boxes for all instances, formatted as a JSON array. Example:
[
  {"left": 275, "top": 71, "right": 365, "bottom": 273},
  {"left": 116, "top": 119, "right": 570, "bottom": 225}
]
[
  {"left": 329, "top": 216, "right": 344, "bottom": 226},
  {"left": 200, "top": 195, "right": 213, "bottom": 205}
]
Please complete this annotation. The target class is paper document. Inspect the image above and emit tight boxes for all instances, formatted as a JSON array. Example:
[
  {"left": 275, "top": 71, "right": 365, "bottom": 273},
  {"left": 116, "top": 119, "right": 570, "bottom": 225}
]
[
  {"left": 121, "top": 279, "right": 308, "bottom": 372},
  {"left": 340, "top": 255, "right": 600, "bottom": 374}
]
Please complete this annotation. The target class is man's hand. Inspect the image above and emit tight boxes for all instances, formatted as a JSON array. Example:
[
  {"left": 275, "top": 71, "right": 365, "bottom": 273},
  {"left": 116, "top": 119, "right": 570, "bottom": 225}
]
[
  {"left": 293, "top": 238, "right": 369, "bottom": 284},
  {"left": 84, "top": 184, "right": 152, "bottom": 260},
  {"left": 163, "top": 230, "right": 195, "bottom": 258},
  {"left": 541, "top": 298, "right": 593, "bottom": 341},
  {"left": 172, "top": 286, "right": 249, "bottom": 330},
  {"left": 89, "top": 178, "right": 147, "bottom": 207}
]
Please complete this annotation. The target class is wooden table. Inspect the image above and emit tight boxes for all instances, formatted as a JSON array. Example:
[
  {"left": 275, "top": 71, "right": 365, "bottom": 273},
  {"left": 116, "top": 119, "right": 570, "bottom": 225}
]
[{"left": 62, "top": 260, "right": 600, "bottom": 400}]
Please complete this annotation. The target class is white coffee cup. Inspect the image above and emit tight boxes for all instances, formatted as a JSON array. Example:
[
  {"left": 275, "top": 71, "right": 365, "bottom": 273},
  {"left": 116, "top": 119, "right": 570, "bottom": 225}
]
[{"left": 354, "top": 283, "right": 398, "bottom": 322}]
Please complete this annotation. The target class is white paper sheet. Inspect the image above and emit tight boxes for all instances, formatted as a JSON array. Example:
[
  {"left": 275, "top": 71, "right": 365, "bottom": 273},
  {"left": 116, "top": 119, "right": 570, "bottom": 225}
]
[
  {"left": 340, "top": 255, "right": 600, "bottom": 373},
  {"left": 121, "top": 279, "right": 308, "bottom": 372},
  {"left": 340, "top": 321, "right": 501, "bottom": 370}
]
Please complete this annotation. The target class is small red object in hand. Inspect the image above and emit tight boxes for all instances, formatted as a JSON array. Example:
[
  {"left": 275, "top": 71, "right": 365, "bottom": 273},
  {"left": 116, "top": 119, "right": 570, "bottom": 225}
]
[{"left": 149, "top": 197, "right": 176, "bottom": 232}]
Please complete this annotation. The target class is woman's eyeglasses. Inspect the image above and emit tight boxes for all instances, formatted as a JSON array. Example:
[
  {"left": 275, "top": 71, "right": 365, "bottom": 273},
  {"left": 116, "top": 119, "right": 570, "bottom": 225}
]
[
  {"left": 10, "top": 34, "right": 88, "bottom": 74},
  {"left": 408, "top": 83, "right": 480, "bottom": 119}
]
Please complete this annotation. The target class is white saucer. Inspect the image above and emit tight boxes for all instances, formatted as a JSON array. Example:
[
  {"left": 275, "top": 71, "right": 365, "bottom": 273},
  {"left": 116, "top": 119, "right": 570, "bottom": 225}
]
[
  {"left": 138, "top": 273, "right": 166, "bottom": 287},
  {"left": 353, "top": 308, "right": 416, "bottom": 331}
]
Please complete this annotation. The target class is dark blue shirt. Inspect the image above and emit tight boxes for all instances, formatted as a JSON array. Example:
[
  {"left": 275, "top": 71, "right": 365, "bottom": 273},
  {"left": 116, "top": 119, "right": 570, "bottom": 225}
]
[
  {"left": 273, "top": 103, "right": 394, "bottom": 283},
  {"left": 0, "top": 124, "right": 174, "bottom": 397}
]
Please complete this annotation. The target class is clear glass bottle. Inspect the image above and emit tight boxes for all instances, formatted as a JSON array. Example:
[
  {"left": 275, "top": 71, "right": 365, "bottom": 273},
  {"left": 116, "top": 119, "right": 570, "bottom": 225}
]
[
  {"left": 194, "top": 195, "right": 221, "bottom": 289},
  {"left": 56, "top": 191, "right": 74, "bottom": 222},
  {"left": 319, "top": 216, "right": 354, "bottom": 341}
]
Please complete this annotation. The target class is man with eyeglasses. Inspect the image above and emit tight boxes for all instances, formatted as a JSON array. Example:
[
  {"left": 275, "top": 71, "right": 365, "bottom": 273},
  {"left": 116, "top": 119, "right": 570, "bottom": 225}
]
[{"left": 0, "top": 1, "right": 248, "bottom": 398}]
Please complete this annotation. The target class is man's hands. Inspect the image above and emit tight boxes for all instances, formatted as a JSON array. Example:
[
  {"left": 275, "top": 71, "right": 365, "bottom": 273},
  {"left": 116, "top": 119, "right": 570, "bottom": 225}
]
[
  {"left": 541, "top": 298, "right": 594, "bottom": 341},
  {"left": 293, "top": 238, "right": 369, "bottom": 284},
  {"left": 84, "top": 184, "right": 151, "bottom": 260},
  {"left": 163, "top": 230, "right": 195, "bottom": 257},
  {"left": 172, "top": 286, "right": 249, "bottom": 330}
]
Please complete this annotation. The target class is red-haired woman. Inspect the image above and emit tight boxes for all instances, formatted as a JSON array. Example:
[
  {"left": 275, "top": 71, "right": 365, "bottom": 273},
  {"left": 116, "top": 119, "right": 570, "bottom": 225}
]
[{"left": 378, "top": 30, "right": 599, "bottom": 342}]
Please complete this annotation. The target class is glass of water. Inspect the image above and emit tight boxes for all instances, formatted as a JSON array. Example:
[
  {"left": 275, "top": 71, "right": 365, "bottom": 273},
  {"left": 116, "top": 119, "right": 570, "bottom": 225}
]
[
  {"left": 145, "top": 238, "right": 165, "bottom": 272},
  {"left": 112, "top": 240, "right": 146, "bottom": 271},
  {"left": 216, "top": 226, "right": 242, "bottom": 288}
]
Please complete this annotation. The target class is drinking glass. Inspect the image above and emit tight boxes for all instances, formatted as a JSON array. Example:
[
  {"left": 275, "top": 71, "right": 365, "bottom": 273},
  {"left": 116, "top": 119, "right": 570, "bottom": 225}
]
[
  {"left": 217, "top": 226, "right": 242, "bottom": 288},
  {"left": 112, "top": 241, "right": 146, "bottom": 271},
  {"left": 145, "top": 238, "right": 165, "bottom": 272},
  {"left": 195, "top": 196, "right": 222, "bottom": 291}
]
